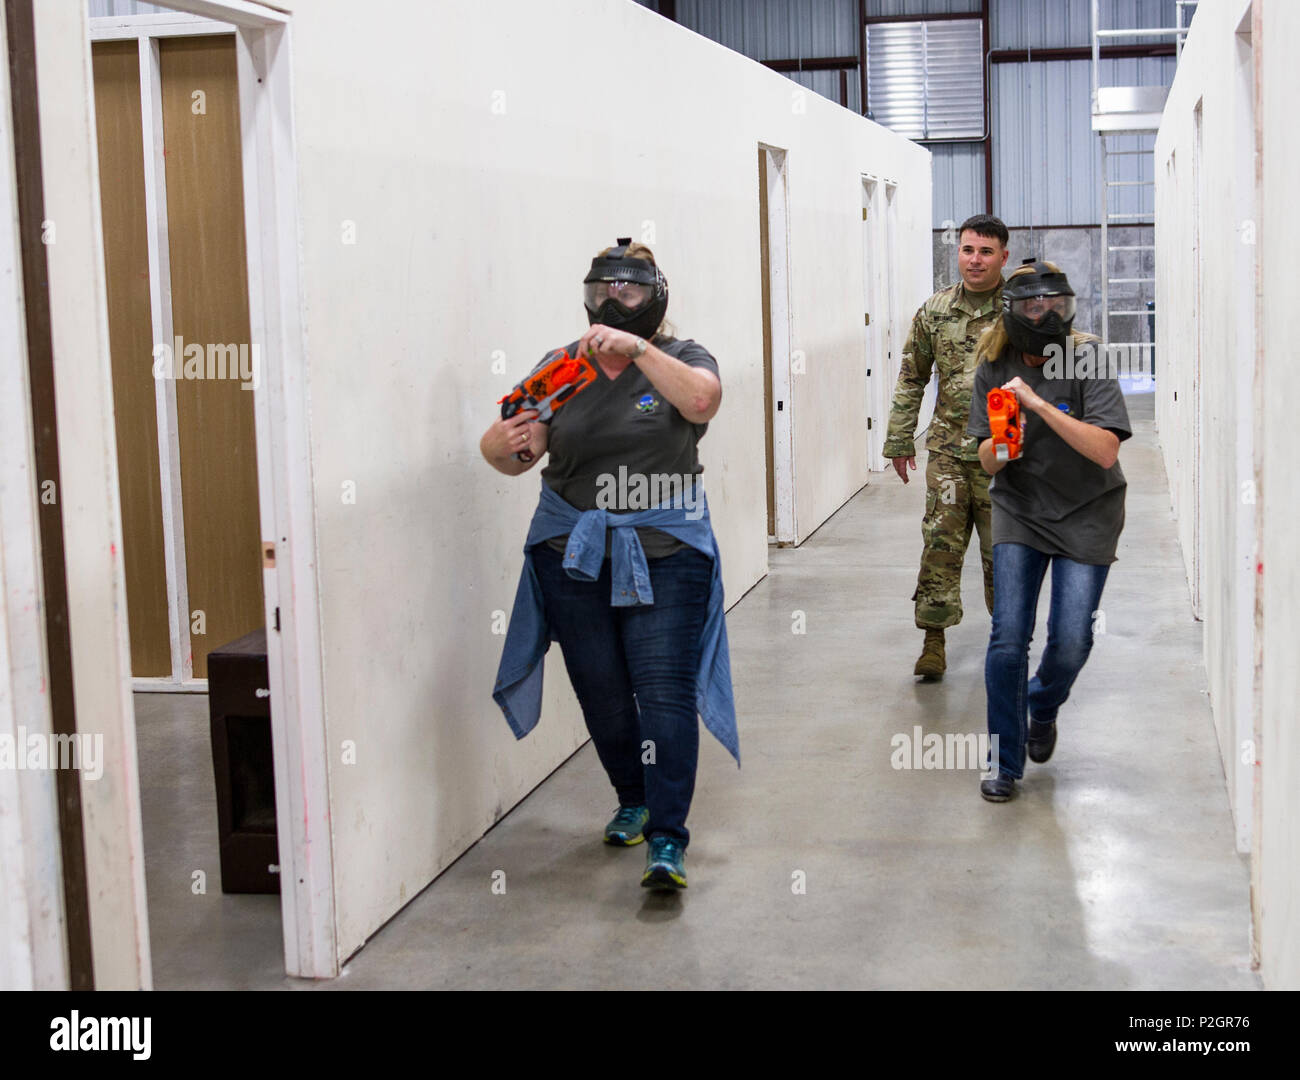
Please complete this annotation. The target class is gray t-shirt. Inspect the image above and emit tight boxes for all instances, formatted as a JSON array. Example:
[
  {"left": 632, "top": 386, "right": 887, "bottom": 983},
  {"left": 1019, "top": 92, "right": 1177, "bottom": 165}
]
[
  {"left": 532, "top": 335, "right": 719, "bottom": 558},
  {"left": 966, "top": 345, "right": 1131, "bottom": 564}
]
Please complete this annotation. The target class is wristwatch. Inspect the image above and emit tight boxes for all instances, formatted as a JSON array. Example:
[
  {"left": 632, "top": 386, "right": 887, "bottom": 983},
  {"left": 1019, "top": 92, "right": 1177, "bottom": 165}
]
[{"left": 630, "top": 337, "right": 648, "bottom": 359}]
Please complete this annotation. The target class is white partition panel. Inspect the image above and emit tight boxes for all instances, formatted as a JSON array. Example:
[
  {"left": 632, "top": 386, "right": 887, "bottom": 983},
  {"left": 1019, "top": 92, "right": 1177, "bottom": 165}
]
[
  {"left": 1155, "top": 0, "right": 1300, "bottom": 989},
  {"left": 1255, "top": 0, "right": 1300, "bottom": 992},
  {"left": 32, "top": 0, "right": 151, "bottom": 989},
  {"left": 285, "top": 0, "right": 931, "bottom": 960},
  {"left": 0, "top": 0, "right": 66, "bottom": 991},
  {"left": 1156, "top": 0, "right": 1257, "bottom": 852}
]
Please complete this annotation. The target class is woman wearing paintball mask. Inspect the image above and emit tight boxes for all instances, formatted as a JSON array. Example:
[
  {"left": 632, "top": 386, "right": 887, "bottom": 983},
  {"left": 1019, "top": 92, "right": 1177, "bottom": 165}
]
[
  {"left": 966, "top": 260, "right": 1132, "bottom": 802},
  {"left": 482, "top": 239, "right": 733, "bottom": 891}
]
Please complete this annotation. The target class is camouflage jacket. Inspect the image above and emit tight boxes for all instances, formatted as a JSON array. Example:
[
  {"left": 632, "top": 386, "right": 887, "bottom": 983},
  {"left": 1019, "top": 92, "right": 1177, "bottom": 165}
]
[{"left": 883, "top": 279, "right": 1005, "bottom": 462}]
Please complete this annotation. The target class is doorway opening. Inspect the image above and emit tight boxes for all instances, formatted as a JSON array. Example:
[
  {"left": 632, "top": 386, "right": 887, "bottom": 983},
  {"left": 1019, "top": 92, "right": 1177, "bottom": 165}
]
[
  {"left": 884, "top": 182, "right": 901, "bottom": 400},
  {"left": 861, "top": 175, "right": 901, "bottom": 471},
  {"left": 759, "top": 144, "right": 795, "bottom": 544},
  {"left": 92, "top": 29, "right": 263, "bottom": 690},
  {"left": 861, "top": 177, "right": 883, "bottom": 466},
  {"left": 84, "top": 2, "right": 335, "bottom": 983}
]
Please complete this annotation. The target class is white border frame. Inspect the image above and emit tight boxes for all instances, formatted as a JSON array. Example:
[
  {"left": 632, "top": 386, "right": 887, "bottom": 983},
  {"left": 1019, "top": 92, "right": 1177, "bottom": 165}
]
[{"left": 89, "top": 3, "right": 335, "bottom": 978}]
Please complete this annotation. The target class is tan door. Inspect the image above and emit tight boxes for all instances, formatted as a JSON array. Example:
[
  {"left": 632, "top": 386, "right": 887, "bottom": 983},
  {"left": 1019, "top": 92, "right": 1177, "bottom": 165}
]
[
  {"left": 92, "top": 34, "right": 263, "bottom": 682},
  {"left": 160, "top": 35, "right": 263, "bottom": 679},
  {"left": 91, "top": 41, "right": 170, "bottom": 677}
]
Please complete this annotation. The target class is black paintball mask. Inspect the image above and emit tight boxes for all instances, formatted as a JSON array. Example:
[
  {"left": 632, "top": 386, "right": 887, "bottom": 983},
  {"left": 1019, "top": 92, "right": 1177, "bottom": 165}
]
[
  {"left": 1002, "top": 259, "right": 1077, "bottom": 356},
  {"left": 583, "top": 237, "right": 668, "bottom": 340}
]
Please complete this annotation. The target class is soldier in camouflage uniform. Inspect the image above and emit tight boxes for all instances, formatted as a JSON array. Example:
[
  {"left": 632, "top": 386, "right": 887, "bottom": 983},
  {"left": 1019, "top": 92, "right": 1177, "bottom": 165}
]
[{"left": 883, "top": 215, "right": 1010, "bottom": 679}]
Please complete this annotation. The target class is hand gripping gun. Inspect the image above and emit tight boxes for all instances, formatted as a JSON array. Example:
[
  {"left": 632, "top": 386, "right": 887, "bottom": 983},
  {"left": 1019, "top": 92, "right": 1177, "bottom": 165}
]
[
  {"left": 498, "top": 349, "right": 597, "bottom": 462},
  {"left": 987, "top": 387, "right": 1023, "bottom": 462}
]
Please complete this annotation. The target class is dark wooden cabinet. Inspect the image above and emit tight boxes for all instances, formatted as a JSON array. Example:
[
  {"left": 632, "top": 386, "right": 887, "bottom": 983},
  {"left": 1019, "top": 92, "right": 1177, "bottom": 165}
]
[{"left": 208, "top": 628, "right": 280, "bottom": 893}]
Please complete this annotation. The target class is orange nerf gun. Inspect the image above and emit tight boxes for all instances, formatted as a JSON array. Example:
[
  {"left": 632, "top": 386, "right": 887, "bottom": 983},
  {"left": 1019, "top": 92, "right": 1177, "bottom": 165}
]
[
  {"left": 987, "top": 387, "right": 1023, "bottom": 462},
  {"left": 498, "top": 348, "right": 597, "bottom": 461}
]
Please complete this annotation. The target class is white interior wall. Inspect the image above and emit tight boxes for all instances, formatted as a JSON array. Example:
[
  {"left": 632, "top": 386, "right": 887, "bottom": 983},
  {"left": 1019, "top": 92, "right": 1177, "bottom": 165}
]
[
  {"left": 286, "top": 0, "right": 931, "bottom": 960},
  {"left": 1154, "top": 0, "right": 1254, "bottom": 845},
  {"left": 1155, "top": 0, "right": 1298, "bottom": 989},
  {"left": 27, "top": 0, "right": 150, "bottom": 988},
  {"left": 1255, "top": 0, "right": 1300, "bottom": 992},
  {"left": 787, "top": 155, "right": 931, "bottom": 530}
]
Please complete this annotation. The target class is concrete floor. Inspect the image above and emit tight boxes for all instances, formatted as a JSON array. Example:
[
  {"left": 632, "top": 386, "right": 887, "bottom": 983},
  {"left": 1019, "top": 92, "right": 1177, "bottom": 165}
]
[{"left": 136, "top": 392, "right": 1259, "bottom": 990}]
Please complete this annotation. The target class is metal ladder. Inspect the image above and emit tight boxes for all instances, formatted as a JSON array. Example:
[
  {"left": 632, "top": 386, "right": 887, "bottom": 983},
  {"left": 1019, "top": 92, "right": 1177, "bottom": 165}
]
[
  {"left": 1099, "top": 137, "right": 1154, "bottom": 361},
  {"left": 1175, "top": 0, "right": 1198, "bottom": 60},
  {"left": 1091, "top": 0, "right": 1198, "bottom": 368}
]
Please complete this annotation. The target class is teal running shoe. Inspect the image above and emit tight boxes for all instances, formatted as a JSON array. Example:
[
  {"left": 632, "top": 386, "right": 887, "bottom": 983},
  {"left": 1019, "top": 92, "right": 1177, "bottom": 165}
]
[
  {"left": 641, "top": 835, "right": 687, "bottom": 890},
  {"left": 603, "top": 805, "right": 649, "bottom": 846}
]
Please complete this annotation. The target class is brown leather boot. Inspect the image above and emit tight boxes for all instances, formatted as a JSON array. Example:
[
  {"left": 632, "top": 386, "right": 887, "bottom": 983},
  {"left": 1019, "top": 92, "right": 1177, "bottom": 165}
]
[{"left": 913, "top": 629, "right": 946, "bottom": 680}]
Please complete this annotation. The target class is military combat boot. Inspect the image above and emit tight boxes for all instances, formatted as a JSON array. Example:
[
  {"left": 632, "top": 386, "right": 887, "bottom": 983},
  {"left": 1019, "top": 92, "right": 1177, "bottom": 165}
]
[{"left": 914, "top": 629, "right": 946, "bottom": 680}]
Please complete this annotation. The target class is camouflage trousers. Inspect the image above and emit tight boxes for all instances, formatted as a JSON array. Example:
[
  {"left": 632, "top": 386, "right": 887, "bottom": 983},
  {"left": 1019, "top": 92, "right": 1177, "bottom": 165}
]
[{"left": 912, "top": 451, "right": 993, "bottom": 629}]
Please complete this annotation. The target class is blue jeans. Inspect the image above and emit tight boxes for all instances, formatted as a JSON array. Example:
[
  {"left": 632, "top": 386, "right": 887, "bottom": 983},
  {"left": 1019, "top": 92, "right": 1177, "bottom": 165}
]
[
  {"left": 531, "top": 542, "right": 711, "bottom": 846},
  {"left": 985, "top": 542, "right": 1110, "bottom": 779}
]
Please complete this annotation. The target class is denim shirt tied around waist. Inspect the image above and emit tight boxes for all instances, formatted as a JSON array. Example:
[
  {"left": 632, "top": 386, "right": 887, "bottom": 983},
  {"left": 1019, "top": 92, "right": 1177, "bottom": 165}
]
[{"left": 492, "top": 481, "right": 739, "bottom": 764}]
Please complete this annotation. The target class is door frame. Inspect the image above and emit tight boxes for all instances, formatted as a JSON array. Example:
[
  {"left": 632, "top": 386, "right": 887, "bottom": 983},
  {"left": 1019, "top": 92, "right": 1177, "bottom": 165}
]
[
  {"left": 91, "top": 15, "right": 219, "bottom": 692},
  {"left": 760, "top": 144, "right": 796, "bottom": 544},
  {"left": 883, "top": 181, "right": 901, "bottom": 407},
  {"left": 861, "top": 176, "right": 885, "bottom": 467},
  {"left": 860, "top": 174, "right": 901, "bottom": 472},
  {"left": 89, "top": 3, "right": 335, "bottom": 978}
]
